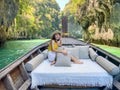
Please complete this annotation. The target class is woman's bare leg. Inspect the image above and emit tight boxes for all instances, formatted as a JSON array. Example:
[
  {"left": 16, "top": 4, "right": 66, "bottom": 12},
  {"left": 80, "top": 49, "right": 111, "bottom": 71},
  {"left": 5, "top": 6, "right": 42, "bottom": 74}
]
[{"left": 71, "top": 56, "right": 83, "bottom": 64}]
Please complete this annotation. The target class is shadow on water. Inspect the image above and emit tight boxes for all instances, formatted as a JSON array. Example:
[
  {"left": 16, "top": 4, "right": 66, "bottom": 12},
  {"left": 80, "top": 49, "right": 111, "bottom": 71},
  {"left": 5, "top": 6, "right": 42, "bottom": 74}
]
[{"left": 0, "top": 39, "right": 49, "bottom": 70}]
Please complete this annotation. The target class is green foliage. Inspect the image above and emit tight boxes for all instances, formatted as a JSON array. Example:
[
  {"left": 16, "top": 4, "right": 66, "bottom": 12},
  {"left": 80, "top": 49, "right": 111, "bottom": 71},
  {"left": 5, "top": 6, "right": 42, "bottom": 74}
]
[
  {"left": 63, "top": 0, "right": 120, "bottom": 47},
  {"left": 35, "top": 0, "right": 60, "bottom": 38},
  {"left": 62, "top": 0, "right": 85, "bottom": 38},
  {"left": 110, "top": 3, "right": 120, "bottom": 46},
  {"left": 110, "top": 3, "right": 120, "bottom": 28},
  {"left": 7, "top": 0, "right": 36, "bottom": 39},
  {"left": 63, "top": 0, "right": 85, "bottom": 15},
  {"left": 7, "top": 0, "right": 60, "bottom": 39}
]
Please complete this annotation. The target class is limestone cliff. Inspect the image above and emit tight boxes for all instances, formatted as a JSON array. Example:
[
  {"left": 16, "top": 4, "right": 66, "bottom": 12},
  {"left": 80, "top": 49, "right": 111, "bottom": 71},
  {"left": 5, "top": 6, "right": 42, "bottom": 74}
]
[
  {"left": 76, "top": 0, "right": 120, "bottom": 46},
  {"left": 0, "top": 0, "right": 18, "bottom": 46}
]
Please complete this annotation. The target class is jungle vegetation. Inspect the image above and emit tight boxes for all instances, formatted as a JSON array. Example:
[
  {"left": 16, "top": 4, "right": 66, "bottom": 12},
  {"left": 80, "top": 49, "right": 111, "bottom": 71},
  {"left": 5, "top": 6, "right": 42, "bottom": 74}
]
[
  {"left": 63, "top": 0, "right": 120, "bottom": 47},
  {"left": 0, "top": 0, "right": 120, "bottom": 47},
  {"left": 0, "top": 0, "right": 60, "bottom": 46}
]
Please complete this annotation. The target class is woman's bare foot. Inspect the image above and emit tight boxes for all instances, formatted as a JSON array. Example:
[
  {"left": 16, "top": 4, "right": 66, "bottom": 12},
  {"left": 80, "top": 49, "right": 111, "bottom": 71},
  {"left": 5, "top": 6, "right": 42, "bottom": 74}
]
[
  {"left": 51, "top": 60, "right": 56, "bottom": 65},
  {"left": 74, "top": 61, "right": 83, "bottom": 64}
]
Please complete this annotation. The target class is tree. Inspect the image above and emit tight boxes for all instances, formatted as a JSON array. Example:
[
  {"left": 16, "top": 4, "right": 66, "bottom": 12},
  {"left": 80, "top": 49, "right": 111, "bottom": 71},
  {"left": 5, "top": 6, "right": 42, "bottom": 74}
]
[
  {"left": 7, "top": 0, "right": 60, "bottom": 39},
  {"left": 35, "top": 0, "right": 60, "bottom": 38},
  {"left": 63, "top": 0, "right": 120, "bottom": 46},
  {"left": 0, "top": 0, "right": 18, "bottom": 46}
]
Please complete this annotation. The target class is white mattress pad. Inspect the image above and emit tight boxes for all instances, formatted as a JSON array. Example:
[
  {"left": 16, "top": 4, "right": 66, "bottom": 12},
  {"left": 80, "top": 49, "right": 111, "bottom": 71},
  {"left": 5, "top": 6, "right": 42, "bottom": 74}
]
[{"left": 31, "top": 59, "right": 113, "bottom": 89}]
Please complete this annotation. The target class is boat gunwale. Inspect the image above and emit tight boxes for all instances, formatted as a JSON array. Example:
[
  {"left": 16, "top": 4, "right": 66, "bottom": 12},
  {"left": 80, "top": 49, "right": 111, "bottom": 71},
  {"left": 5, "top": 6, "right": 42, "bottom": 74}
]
[{"left": 90, "top": 44, "right": 120, "bottom": 63}]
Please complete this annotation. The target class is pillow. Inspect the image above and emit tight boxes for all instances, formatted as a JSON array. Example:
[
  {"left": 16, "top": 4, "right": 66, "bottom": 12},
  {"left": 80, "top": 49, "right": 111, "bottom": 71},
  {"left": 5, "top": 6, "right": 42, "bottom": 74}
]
[
  {"left": 55, "top": 52, "right": 71, "bottom": 67},
  {"left": 96, "top": 56, "right": 120, "bottom": 75},
  {"left": 25, "top": 54, "right": 44, "bottom": 72},
  {"left": 42, "top": 49, "right": 48, "bottom": 59},
  {"left": 75, "top": 46, "right": 89, "bottom": 59},
  {"left": 65, "top": 47, "right": 79, "bottom": 59},
  {"left": 89, "top": 48, "right": 98, "bottom": 61},
  {"left": 58, "top": 46, "right": 65, "bottom": 50}
]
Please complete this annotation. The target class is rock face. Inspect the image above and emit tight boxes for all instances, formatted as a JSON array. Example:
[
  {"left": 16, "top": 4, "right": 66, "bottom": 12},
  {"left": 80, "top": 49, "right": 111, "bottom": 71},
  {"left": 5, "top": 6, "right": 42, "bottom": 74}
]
[
  {"left": 0, "top": 0, "right": 18, "bottom": 46},
  {"left": 109, "top": 3, "right": 120, "bottom": 46},
  {"left": 76, "top": 0, "right": 120, "bottom": 46}
]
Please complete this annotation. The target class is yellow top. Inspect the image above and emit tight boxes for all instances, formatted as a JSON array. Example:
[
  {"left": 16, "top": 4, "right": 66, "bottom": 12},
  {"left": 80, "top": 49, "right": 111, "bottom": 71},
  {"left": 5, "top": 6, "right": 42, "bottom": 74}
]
[{"left": 48, "top": 41, "right": 58, "bottom": 51}]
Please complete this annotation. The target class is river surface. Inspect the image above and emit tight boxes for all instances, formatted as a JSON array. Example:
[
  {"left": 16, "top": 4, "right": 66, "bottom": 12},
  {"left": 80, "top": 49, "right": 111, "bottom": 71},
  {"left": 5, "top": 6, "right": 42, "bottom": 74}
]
[{"left": 0, "top": 39, "right": 49, "bottom": 70}]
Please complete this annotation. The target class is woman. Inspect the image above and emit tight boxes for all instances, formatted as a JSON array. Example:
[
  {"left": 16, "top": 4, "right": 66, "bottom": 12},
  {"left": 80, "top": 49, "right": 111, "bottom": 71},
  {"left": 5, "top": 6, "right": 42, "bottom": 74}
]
[{"left": 48, "top": 30, "right": 83, "bottom": 65}]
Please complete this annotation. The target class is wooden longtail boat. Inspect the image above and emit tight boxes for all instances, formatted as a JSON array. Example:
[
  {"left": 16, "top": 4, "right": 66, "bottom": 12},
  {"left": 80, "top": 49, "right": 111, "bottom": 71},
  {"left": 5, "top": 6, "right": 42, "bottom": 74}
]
[
  {"left": 0, "top": 37, "right": 120, "bottom": 90},
  {"left": 0, "top": 17, "right": 120, "bottom": 90}
]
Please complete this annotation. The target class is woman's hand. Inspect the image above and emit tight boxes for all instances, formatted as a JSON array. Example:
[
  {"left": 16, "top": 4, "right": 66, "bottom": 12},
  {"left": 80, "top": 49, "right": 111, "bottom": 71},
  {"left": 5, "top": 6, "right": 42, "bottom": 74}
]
[
  {"left": 61, "top": 50, "right": 67, "bottom": 55},
  {"left": 57, "top": 39, "right": 62, "bottom": 46}
]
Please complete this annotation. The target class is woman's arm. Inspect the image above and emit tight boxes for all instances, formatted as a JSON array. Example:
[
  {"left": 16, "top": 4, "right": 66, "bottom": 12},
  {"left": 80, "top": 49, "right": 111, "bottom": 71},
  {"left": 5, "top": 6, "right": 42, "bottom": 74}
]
[
  {"left": 51, "top": 40, "right": 67, "bottom": 54},
  {"left": 57, "top": 39, "right": 62, "bottom": 47}
]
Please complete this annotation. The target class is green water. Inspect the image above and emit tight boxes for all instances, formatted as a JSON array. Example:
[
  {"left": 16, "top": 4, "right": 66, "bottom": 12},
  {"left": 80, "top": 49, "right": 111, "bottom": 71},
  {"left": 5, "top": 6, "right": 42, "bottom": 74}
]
[
  {"left": 0, "top": 39, "right": 49, "bottom": 70},
  {"left": 93, "top": 44, "right": 120, "bottom": 58}
]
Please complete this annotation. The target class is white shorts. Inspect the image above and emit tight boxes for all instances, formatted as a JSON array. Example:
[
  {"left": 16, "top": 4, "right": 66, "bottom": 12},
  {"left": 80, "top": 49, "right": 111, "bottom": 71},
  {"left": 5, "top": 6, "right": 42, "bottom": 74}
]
[{"left": 48, "top": 51, "right": 56, "bottom": 62}]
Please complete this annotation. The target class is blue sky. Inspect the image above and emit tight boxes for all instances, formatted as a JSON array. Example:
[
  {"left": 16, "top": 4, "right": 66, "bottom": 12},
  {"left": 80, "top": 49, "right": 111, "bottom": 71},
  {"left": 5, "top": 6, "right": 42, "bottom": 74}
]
[{"left": 56, "top": 0, "right": 69, "bottom": 10}]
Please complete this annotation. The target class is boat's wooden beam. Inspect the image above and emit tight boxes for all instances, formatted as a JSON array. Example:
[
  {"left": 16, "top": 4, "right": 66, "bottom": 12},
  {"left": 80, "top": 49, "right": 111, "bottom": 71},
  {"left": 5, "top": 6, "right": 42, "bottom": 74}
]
[
  {"left": 105, "top": 56, "right": 108, "bottom": 59},
  {"left": 0, "top": 80, "right": 6, "bottom": 90},
  {"left": 113, "top": 80, "right": 120, "bottom": 90},
  {"left": 37, "top": 49, "right": 41, "bottom": 54},
  {"left": 19, "top": 62, "right": 29, "bottom": 81},
  {"left": 3, "top": 74, "right": 17, "bottom": 90},
  {"left": 30, "top": 55, "right": 34, "bottom": 59},
  {"left": 18, "top": 79, "right": 30, "bottom": 90}
]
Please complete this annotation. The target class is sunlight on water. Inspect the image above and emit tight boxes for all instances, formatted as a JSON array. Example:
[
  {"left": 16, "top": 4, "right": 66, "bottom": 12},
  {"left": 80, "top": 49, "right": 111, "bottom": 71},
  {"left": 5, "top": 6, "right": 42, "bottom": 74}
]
[{"left": 0, "top": 39, "right": 49, "bottom": 70}]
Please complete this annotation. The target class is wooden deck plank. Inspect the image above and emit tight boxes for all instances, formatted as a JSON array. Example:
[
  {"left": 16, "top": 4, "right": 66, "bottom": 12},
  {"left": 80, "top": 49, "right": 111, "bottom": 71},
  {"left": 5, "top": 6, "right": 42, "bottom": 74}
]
[
  {"left": 18, "top": 79, "right": 30, "bottom": 90},
  {"left": 19, "top": 62, "right": 29, "bottom": 81},
  {"left": 3, "top": 74, "right": 16, "bottom": 90},
  {"left": 113, "top": 80, "right": 120, "bottom": 90},
  {"left": 10, "top": 67, "right": 24, "bottom": 89},
  {"left": 0, "top": 80, "right": 6, "bottom": 90}
]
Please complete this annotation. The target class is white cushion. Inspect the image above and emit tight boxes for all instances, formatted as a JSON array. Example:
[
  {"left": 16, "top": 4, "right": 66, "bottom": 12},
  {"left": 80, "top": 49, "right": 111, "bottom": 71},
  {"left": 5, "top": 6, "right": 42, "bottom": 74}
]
[
  {"left": 65, "top": 47, "right": 79, "bottom": 59},
  {"left": 58, "top": 46, "right": 65, "bottom": 50},
  {"left": 42, "top": 49, "right": 48, "bottom": 59},
  {"left": 55, "top": 52, "right": 71, "bottom": 67},
  {"left": 76, "top": 46, "right": 89, "bottom": 59},
  {"left": 25, "top": 54, "right": 44, "bottom": 72},
  {"left": 96, "top": 56, "right": 120, "bottom": 75},
  {"left": 89, "top": 48, "right": 98, "bottom": 61}
]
